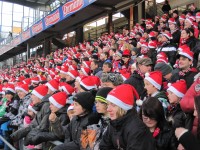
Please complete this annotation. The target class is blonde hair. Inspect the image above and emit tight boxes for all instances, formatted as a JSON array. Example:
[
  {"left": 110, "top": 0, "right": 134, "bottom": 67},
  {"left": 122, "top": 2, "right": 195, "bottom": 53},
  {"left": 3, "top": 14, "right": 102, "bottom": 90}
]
[{"left": 116, "top": 107, "right": 127, "bottom": 118}]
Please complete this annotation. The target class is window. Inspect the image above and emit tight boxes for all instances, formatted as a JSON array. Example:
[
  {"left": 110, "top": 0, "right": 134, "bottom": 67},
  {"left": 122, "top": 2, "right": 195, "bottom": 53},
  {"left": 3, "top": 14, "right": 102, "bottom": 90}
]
[
  {"left": 2, "top": 2, "right": 13, "bottom": 15},
  {"left": 13, "top": 4, "right": 23, "bottom": 13},
  {"left": 2, "top": 14, "right": 12, "bottom": 26}
]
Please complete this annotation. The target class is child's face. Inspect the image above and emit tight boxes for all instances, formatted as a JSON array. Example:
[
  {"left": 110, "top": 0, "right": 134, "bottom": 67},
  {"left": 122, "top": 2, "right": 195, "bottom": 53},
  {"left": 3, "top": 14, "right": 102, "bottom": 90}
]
[
  {"left": 144, "top": 79, "right": 157, "bottom": 95},
  {"left": 167, "top": 91, "right": 180, "bottom": 104},
  {"left": 73, "top": 101, "right": 85, "bottom": 116},
  {"left": 27, "top": 109, "right": 35, "bottom": 117}
]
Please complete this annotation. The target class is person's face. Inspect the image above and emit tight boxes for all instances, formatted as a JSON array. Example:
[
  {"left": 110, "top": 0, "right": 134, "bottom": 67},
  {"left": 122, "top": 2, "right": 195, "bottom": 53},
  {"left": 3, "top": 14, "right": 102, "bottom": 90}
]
[
  {"left": 27, "top": 109, "right": 35, "bottom": 117},
  {"left": 90, "top": 62, "right": 97, "bottom": 70},
  {"left": 49, "top": 103, "right": 59, "bottom": 113},
  {"left": 101, "top": 81, "right": 115, "bottom": 88},
  {"left": 184, "top": 20, "right": 192, "bottom": 29},
  {"left": 144, "top": 79, "right": 157, "bottom": 95},
  {"left": 179, "top": 19, "right": 184, "bottom": 24},
  {"left": 5, "top": 94, "right": 13, "bottom": 101},
  {"left": 107, "top": 102, "right": 120, "bottom": 120},
  {"left": 142, "top": 113, "right": 158, "bottom": 130},
  {"left": 102, "top": 64, "right": 111, "bottom": 73},
  {"left": 169, "top": 23, "right": 176, "bottom": 30},
  {"left": 66, "top": 74, "right": 74, "bottom": 82},
  {"left": 60, "top": 73, "right": 67, "bottom": 79},
  {"left": 138, "top": 64, "right": 152, "bottom": 74},
  {"left": 181, "top": 30, "right": 189, "bottom": 39},
  {"left": 122, "top": 57, "right": 129, "bottom": 63},
  {"left": 73, "top": 101, "right": 85, "bottom": 116},
  {"left": 159, "top": 21, "right": 165, "bottom": 27},
  {"left": 143, "top": 32, "right": 148, "bottom": 39},
  {"left": 173, "top": 13, "right": 178, "bottom": 18},
  {"left": 161, "top": 35, "right": 168, "bottom": 42},
  {"left": 95, "top": 100, "right": 107, "bottom": 114},
  {"left": 167, "top": 90, "right": 180, "bottom": 104},
  {"left": 31, "top": 94, "right": 41, "bottom": 105},
  {"left": 16, "top": 90, "right": 26, "bottom": 99},
  {"left": 100, "top": 53, "right": 106, "bottom": 61},
  {"left": 193, "top": 104, "right": 198, "bottom": 117},
  {"left": 196, "top": 18, "right": 200, "bottom": 23},
  {"left": 179, "top": 56, "right": 192, "bottom": 70}
]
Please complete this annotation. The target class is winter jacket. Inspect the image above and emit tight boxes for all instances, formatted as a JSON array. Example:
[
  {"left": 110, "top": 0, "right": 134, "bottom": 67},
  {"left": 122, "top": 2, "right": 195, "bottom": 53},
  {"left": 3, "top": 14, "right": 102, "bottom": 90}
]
[
  {"left": 53, "top": 113, "right": 100, "bottom": 150},
  {"left": 166, "top": 104, "right": 187, "bottom": 128},
  {"left": 26, "top": 106, "right": 70, "bottom": 150},
  {"left": 153, "top": 91, "right": 169, "bottom": 114},
  {"left": 153, "top": 123, "right": 178, "bottom": 150},
  {"left": 171, "top": 30, "right": 181, "bottom": 44},
  {"left": 99, "top": 110, "right": 155, "bottom": 150},
  {"left": 156, "top": 42, "right": 177, "bottom": 66},
  {"left": 178, "top": 131, "right": 200, "bottom": 150},
  {"left": 10, "top": 93, "right": 32, "bottom": 127},
  {"left": 10, "top": 95, "right": 51, "bottom": 142},
  {"left": 0, "top": 98, "right": 8, "bottom": 117},
  {"left": 124, "top": 71, "right": 147, "bottom": 99}
]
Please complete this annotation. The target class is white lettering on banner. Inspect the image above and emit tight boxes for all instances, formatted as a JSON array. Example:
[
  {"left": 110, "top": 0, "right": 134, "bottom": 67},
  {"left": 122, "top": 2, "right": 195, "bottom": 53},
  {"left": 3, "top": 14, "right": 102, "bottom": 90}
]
[
  {"left": 45, "top": 10, "right": 60, "bottom": 26},
  {"left": 62, "top": 0, "right": 83, "bottom": 17},
  {"left": 22, "top": 29, "right": 30, "bottom": 40},
  {"left": 32, "top": 21, "right": 43, "bottom": 34}
]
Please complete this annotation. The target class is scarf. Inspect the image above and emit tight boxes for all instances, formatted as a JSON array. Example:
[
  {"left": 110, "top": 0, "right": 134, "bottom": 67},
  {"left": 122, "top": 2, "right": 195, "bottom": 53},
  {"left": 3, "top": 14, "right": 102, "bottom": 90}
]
[
  {"left": 179, "top": 68, "right": 191, "bottom": 76},
  {"left": 136, "top": 69, "right": 145, "bottom": 78}
]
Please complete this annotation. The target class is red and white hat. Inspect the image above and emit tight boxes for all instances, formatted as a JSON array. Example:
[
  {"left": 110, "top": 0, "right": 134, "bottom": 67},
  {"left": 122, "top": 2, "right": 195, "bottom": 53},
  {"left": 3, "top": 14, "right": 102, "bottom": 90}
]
[
  {"left": 196, "top": 12, "right": 200, "bottom": 19},
  {"left": 179, "top": 14, "right": 186, "bottom": 20},
  {"left": 162, "top": 33, "right": 172, "bottom": 40},
  {"left": 59, "top": 82, "right": 75, "bottom": 95},
  {"left": 67, "top": 104, "right": 74, "bottom": 112},
  {"left": 28, "top": 103, "right": 37, "bottom": 114},
  {"left": 49, "top": 92, "right": 67, "bottom": 109},
  {"left": 23, "top": 78, "right": 31, "bottom": 86},
  {"left": 15, "top": 84, "right": 29, "bottom": 94},
  {"left": 31, "top": 77, "right": 40, "bottom": 84},
  {"left": 148, "top": 41, "right": 157, "bottom": 49},
  {"left": 80, "top": 67, "right": 90, "bottom": 76},
  {"left": 32, "top": 85, "right": 48, "bottom": 99},
  {"left": 185, "top": 18, "right": 193, "bottom": 25},
  {"left": 80, "top": 76, "right": 97, "bottom": 91},
  {"left": 6, "top": 84, "right": 16, "bottom": 93},
  {"left": 145, "top": 71, "right": 163, "bottom": 90},
  {"left": 67, "top": 70, "right": 79, "bottom": 79},
  {"left": 46, "top": 79, "right": 59, "bottom": 92},
  {"left": 178, "top": 44, "right": 190, "bottom": 52},
  {"left": 178, "top": 46, "right": 193, "bottom": 61},
  {"left": 106, "top": 84, "right": 139, "bottom": 111},
  {"left": 83, "top": 61, "right": 91, "bottom": 68},
  {"left": 149, "top": 31, "right": 156, "bottom": 38},
  {"left": 156, "top": 52, "right": 168, "bottom": 64},
  {"left": 168, "top": 18, "right": 176, "bottom": 24},
  {"left": 60, "top": 66, "right": 68, "bottom": 74},
  {"left": 167, "top": 80, "right": 187, "bottom": 98}
]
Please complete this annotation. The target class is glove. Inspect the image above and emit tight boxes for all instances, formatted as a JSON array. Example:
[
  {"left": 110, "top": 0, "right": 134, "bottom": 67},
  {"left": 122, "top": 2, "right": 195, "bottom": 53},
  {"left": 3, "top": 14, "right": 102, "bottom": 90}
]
[{"left": 10, "top": 127, "right": 31, "bottom": 142}]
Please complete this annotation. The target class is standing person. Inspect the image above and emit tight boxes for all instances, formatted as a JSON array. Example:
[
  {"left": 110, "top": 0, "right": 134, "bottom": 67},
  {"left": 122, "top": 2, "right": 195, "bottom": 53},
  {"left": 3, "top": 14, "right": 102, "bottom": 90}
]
[
  {"left": 162, "top": 0, "right": 171, "bottom": 14},
  {"left": 99, "top": 84, "right": 155, "bottom": 150},
  {"left": 140, "top": 97, "right": 178, "bottom": 150}
]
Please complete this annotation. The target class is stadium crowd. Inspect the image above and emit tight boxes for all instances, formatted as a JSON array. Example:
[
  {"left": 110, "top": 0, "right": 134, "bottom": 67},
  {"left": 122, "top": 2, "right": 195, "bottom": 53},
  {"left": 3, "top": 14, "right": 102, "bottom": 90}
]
[{"left": 0, "top": 2, "right": 199, "bottom": 150}]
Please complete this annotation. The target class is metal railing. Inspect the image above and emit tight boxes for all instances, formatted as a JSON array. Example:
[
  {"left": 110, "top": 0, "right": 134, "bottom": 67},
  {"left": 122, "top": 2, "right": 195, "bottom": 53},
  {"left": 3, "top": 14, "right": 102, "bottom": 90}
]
[{"left": 0, "top": 135, "right": 16, "bottom": 150}]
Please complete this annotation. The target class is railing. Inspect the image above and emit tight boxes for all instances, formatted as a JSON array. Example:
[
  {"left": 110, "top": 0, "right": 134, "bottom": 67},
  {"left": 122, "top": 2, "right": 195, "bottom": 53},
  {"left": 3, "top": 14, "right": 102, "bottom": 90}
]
[{"left": 0, "top": 135, "right": 17, "bottom": 150}]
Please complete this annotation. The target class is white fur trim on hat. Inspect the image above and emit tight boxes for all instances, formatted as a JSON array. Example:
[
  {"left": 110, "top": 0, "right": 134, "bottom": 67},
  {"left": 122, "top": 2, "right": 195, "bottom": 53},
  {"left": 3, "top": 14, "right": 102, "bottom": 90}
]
[
  {"left": 6, "top": 88, "right": 16, "bottom": 93},
  {"left": 80, "top": 81, "right": 97, "bottom": 90},
  {"left": 46, "top": 82, "right": 56, "bottom": 92},
  {"left": 49, "top": 96, "right": 63, "bottom": 109},
  {"left": 106, "top": 94, "right": 133, "bottom": 111},
  {"left": 32, "top": 90, "right": 44, "bottom": 99},
  {"left": 81, "top": 68, "right": 88, "bottom": 76},
  {"left": 67, "top": 72, "right": 75, "bottom": 79},
  {"left": 167, "top": 86, "right": 184, "bottom": 98},
  {"left": 15, "top": 87, "right": 28, "bottom": 94},
  {"left": 60, "top": 70, "right": 68, "bottom": 75},
  {"left": 62, "top": 86, "right": 70, "bottom": 95},
  {"left": 178, "top": 51, "right": 193, "bottom": 61},
  {"left": 28, "top": 105, "right": 37, "bottom": 114},
  {"left": 145, "top": 77, "right": 161, "bottom": 90}
]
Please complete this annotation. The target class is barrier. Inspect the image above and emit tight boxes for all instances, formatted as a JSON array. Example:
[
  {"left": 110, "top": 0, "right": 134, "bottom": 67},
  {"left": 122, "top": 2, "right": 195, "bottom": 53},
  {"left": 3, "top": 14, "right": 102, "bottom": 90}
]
[{"left": 0, "top": 135, "right": 16, "bottom": 150}]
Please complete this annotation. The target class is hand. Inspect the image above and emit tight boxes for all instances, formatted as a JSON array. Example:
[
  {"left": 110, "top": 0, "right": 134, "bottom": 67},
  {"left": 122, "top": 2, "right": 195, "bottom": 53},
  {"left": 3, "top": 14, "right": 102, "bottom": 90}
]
[
  {"left": 49, "top": 112, "right": 57, "bottom": 122},
  {"left": 177, "top": 144, "right": 185, "bottom": 150},
  {"left": 175, "top": 127, "right": 188, "bottom": 140}
]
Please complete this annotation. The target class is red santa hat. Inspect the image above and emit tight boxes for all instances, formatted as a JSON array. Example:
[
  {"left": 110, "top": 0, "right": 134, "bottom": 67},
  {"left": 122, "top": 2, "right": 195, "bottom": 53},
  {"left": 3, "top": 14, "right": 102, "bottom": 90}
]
[
  {"left": 148, "top": 41, "right": 157, "bottom": 49},
  {"left": 28, "top": 103, "right": 37, "bottom": 114},
  {"left": 148, "top": 31, "right": 156, "bottom": 38},
  {"left": 80, "top": 76, "right": 97, "bottom": 91},
  {"left": 167, "top": 80, "right": 187, "bottom": 98},
  {"left": 49, "top": 92, "right": 67, "bottom": 109},
  {"left": 162, "top": 33, "right": 172, "bottom": 40},
  {"left": 168, "top": 18, "right": 176, "bottom": 24},
  {"left": 67, "top": 104, "right": 74, "bottom": 112},
  {"left": 81, "top": 67, "right": 91, "bottom": 76},
  {"left": 178, "top": 46, "right": 193, "bottom": 61},
  {"left": 15, "top": 84, "right": 29, "bottom": 94},
  {"left": 185, "top": 18, "right": 193, "bottom": 25},
  {"left": 179, "top": 14, "right": 186, "bottom": 20},
  {"left": 60, "top": 66, "right": 68, "bottom": 75},
  {"left": 6, "top": 84, "right": 16, "bottom": 93},
  {"left": 59, "top": 82, "right": 75, "bottom": 95},
  {"left": 106, "top": 84, "right": 139, "bottom": 111},
  {"left": 23, "top": 78, "right": 31, "bottom": 86},
  {"left": 46, "top": 79, "right": 59, "bottom": 92},
  {"left": 67, "top": 70, "right": 79, "bottom": 79},
  {"left": 31, "top": 77, "right": 40, "bottom": 84},
  {"left": 196, "top": 12, "right": 200, "bottom": 19},
  {"left": 145, "top": 71, "right": 163, "bottom": 90},
  {"left": 82, "top": 61, "right": 91, "bottom": 68},
  {"left": 32, "top": 85, "right": 48, "bottom": 100}
]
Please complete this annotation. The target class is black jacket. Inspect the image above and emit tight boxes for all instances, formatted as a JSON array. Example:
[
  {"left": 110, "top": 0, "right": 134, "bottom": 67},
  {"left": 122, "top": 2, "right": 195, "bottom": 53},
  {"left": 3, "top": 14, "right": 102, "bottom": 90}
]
[
  {"left": 166, "top": 104, "right": 187, "bottom": 128},
  {"left": 99, "top": 110, "right": 155, "bottom": 150},
  {"left": 179, "top": 131, "right": 200, "bottom": 150},
  {"left": 171, "top": 30, "right": 181, "bottom": 44},
  {"left": 154, "top": 123, "right": 178, "bottom": 150},
  {"left": 124, "top": 71, "right": 147, "bottom": 99}
]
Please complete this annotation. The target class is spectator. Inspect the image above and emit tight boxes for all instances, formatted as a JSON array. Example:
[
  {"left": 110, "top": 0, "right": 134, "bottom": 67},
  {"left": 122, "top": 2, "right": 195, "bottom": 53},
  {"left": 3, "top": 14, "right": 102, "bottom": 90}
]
[
  {"left": 162, "top": 0, "right": 171, "bottom": 14},
  {"left": 101, "top": 72, "right": 123, "bottom": 88}
]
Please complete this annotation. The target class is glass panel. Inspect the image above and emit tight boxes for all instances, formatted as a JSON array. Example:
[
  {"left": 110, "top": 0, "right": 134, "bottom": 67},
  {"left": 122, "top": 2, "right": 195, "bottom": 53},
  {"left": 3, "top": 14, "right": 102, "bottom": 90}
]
[
  {"left": 1, "top": 26, "right": 12, "bottom": 32},
  {"left": 1, "top": 32, "right": 9, "bottom": 38},
  {"left": 13, "top": 4, "right": 23, "bottom": 13},
  {"left": 13, "top": 21, "right": 21, "bottom": 27},
  {"left": 13, "top": 12, "right": 23, "bottom": 22},
  {"left": 24, "top": 6, "right": 30, "bottom": 16},
  {"left": 2, "top": 2, "right": 13, "bottom": 15},
  {"left": 2, "top": 14, "right": 12, "bottom": 26}
]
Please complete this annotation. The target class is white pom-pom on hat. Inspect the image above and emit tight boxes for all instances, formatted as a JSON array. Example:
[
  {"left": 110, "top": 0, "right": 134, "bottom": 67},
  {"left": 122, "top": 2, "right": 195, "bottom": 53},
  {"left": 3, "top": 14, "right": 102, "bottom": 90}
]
[
  {"left": 145, "top": 72, "right": 150, "bottom": 77},
  {"left": 136, "top": 99, "right": 143, "bottom": 106},
  {"left": 167, "top": 83, "right": 172, "bottom": 87}
]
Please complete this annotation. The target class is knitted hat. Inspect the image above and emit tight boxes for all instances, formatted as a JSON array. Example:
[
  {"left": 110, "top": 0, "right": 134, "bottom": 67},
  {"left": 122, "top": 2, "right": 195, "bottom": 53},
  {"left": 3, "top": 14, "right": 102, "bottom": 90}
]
[
  {"left": 80, "top": 76, "right": 97, "bottom": 91},
  {"left": 95, "top": 87, "right": 113, "bottom": 103},
  {"left": 177, "top": 46, "right": 193, "bottom": 61},
  {"left": 28, "top": 103, "right": 37, "bottom": 114},
  {"left": 49, "top": 92, "right": 67, "bottom": 109},
  {"left": 106, "top": 84, "right": 139, "bottom": 111},
  {"left": 15, "top": 84, "right": 29, "bottom": 94},
  {"left": 145, "top": 71, "right": 163, "bottom": 90},
  {"left": 73, "top": 91, "right": 95, "bottom": 111},
  {"left": 154, "top": 63, "right": 172, "bottom": 76},
  {"left": 32, "top": 85, "right": 48, "bottom": 100},
  {"left": 46, "top": 79, "right": 59, "bottom": 92},
  {"left": 167, "top": 80, "right": 187, "bottom": 98},
  {"left": 67, "top": 70, "right": 79, "bottom": 79}
]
